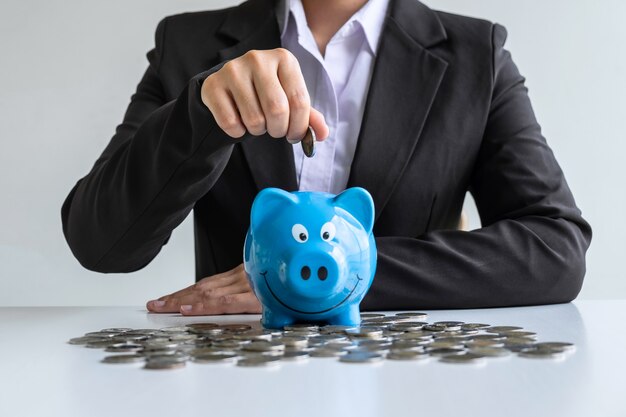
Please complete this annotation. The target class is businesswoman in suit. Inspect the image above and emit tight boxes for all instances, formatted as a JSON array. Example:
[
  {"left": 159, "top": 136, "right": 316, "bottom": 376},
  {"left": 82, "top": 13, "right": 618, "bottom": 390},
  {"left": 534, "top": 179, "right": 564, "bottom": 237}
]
[{"left": 62, "top": 0, "right": 591, "bottom": 315}]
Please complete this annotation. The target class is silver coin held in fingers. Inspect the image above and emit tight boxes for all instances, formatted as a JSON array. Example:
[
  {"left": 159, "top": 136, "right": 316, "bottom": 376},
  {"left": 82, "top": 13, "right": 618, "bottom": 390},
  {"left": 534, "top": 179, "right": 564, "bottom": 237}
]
[{"left": 301, "top": 126, "right": 316, "bottom": 157}]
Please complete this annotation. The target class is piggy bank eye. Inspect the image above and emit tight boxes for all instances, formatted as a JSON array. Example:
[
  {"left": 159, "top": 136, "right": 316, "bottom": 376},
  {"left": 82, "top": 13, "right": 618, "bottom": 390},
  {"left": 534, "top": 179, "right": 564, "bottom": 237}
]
[
  {"left": 291, "top": 224, "right": 308, "bottom": 243},
  {"left": 320, "top": 222, "right": 336, "bottom": 241}
]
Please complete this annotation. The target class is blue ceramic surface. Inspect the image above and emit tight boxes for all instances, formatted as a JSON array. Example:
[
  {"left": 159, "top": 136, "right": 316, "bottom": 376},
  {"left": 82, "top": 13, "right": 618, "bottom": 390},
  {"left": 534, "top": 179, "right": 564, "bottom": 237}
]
[{"left": 244, "top": 187, "right": 377, "bottom": 329}]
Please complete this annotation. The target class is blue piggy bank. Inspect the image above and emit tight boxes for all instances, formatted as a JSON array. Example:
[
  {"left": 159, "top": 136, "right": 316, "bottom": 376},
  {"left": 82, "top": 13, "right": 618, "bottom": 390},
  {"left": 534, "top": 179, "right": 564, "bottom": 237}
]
[{"left": 243, "top": 187, "right": 377, "bottom": 329}]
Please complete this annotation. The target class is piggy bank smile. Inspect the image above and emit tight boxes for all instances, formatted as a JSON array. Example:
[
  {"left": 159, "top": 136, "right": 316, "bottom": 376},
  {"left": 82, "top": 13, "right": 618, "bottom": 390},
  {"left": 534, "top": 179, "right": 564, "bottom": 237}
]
[
  {"left": 259, "top": 267, "right": 364, "bottom": 315},
  {"left": 244, "top": 187, "right": 377, "bottom": 329}
]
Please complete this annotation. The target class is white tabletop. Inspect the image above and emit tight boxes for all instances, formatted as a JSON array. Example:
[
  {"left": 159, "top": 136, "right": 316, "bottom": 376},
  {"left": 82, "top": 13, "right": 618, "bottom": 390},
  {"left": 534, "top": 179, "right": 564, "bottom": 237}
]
[{"left": 1, "top": 301, "right": 625, "bottom": 417}]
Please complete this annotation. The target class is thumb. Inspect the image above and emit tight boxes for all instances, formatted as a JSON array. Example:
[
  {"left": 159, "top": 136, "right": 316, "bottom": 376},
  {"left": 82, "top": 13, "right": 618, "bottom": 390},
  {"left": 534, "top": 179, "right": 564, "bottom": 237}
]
[{"left": 309, "top": 107, "right": 330, "bottom": 141}]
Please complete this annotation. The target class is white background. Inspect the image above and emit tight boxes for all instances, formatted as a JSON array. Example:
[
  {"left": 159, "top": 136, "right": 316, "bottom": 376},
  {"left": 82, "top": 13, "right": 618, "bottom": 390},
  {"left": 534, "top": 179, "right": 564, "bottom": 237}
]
[{"left": 0, "top": 0, "right": 624, "bottom": 306}]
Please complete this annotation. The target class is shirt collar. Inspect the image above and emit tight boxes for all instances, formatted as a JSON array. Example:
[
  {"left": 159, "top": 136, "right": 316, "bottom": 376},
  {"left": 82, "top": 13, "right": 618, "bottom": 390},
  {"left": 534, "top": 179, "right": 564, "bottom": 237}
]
[{"left": 276, "top": 0, "right": 389, "bottom": 55}]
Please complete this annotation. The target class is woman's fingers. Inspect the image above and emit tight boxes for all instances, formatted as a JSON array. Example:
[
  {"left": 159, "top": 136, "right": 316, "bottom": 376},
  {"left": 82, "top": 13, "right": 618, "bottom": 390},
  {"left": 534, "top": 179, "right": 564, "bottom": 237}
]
[
  {"left": 153, "top": 281, "right": 252, "bottom": 313},
  {"left": 146, "top": 299, "right": 179, "bottom": 313},
  {"left": 205, "top": 86, "right": 246, "bottom": 138},
  {"left": 253, "top": 58, "right": 290, "bottom": 138},
  {"left": 146, "top": 264, "right": 255, "bottom": 314},
  {"left": 276, "top": 50, "right": 311, "bottom": 142},
  {"left": 309, "top": 107, "right": 329, "bottom": 141},
  {"left": 180, "top": 292, "right": 262, "bottom": 316},
  {"left": 150, "top": 265, "right": 242, "bottom": 304},
  {"left": 224, "top": 58, "right": 267, "bottom": 136}
]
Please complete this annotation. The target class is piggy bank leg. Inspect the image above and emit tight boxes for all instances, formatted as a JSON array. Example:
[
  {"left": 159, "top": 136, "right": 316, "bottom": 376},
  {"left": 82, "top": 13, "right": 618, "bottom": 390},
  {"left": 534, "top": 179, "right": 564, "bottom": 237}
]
[
  {"left": 327, "top": 305, "right": 361, "bottom": 327},
  {"left": 261, "top": 308, "right": 294, "bottom": 329}
]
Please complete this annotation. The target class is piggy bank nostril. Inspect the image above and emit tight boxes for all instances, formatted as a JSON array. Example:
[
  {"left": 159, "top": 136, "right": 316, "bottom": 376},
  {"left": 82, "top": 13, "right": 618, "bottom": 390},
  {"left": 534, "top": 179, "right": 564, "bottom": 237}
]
[
  {"left": 318, "top": 266, "right": 328, "bottom": 281},
  {"left": 301, "top": 266, "right": 311, "bottom": 280}
]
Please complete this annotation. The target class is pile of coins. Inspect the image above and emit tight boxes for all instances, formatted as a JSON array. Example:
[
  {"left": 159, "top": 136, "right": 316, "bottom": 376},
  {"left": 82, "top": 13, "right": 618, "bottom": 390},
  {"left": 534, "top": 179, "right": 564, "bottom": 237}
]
[{"left": 67, "top": 312, "right": 575, "bottom": 369}]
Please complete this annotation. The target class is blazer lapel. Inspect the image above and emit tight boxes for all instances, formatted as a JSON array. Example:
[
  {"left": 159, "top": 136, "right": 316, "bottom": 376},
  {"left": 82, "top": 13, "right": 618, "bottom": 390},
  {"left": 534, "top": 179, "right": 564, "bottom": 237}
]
[
  {"left": 216, "top": 0, "right": 299, "bottom": 192},
  {"left": 346, "top": 0, "right": 449, "bottom": 223}
]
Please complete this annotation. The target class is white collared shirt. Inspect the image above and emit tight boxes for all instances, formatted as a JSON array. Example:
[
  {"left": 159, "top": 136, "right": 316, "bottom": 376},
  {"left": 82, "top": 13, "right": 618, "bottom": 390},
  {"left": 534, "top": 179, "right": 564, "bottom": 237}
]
[{"left": 276, "top": 0, "right": 389, "bottom": 194}]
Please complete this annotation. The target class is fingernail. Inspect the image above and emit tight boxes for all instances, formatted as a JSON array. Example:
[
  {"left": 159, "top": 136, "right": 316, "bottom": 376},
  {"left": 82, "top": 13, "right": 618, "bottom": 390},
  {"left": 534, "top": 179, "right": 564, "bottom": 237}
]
[
  {"left": 152, "top": 300, "right": 165, "bottom": 307},
  {"left": 180, "top": 305, "right": 192, "bottom": 312}
]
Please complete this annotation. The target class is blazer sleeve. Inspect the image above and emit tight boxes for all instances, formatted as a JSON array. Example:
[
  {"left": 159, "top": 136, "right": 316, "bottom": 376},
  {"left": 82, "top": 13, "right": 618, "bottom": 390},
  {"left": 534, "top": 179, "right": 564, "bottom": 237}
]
[
  {"left": 61, "top": 17, "right": 236, "bottom": 272},
  {"left": 362, "top": 24, "right": 592, "bottom": 310}
]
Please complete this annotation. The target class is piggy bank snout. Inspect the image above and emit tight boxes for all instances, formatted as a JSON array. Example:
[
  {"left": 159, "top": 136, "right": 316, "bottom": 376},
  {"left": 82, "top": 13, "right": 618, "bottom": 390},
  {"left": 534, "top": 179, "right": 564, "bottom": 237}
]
[{"left": 286, "top": 250, "right": 345, "bottom": 298}]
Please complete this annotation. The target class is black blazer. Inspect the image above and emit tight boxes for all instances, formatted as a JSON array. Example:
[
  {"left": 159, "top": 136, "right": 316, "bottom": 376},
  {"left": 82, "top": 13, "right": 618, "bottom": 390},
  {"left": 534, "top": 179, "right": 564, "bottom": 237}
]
[{"left": 61, "top": 0, "right": 591, "bottom": 309}]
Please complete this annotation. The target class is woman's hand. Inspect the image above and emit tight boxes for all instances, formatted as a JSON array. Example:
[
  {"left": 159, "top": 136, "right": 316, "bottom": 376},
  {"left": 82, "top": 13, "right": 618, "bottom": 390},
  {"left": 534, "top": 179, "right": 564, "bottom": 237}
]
[
  {"left": 201, "top": 48, "right": 329, "bottom": 141},
  {"left": 146, "top": 263, "right": 261, "bottom": 316}
]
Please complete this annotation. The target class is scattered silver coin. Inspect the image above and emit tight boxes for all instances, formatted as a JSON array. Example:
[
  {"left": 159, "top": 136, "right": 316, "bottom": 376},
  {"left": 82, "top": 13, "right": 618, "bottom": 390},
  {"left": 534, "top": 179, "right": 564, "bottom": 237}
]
[
  {"left": 422, "top": 324, "right": 447, "bottom": 332},
  {"left": 339, "top": 352, "right": 383, "bottom": 364},
  {"left": 502, "top": 339, "right": 537, "bottom": 352},
  {"left": 387, "top": 350, "right": 429, "bottom": 361},
  {"left": 518, "top": 347, "right": 566, "bottom": 359},
  {"left": 105, "top": 343, "right": 143, "bottom": 353},
  {"left": 237, "top": 356, "right": 281, "bottom": 367},
  {"left": 192, "top": 353, "right": 238, "bottom": 364},
  {"left": 169, "top": 334, "right": 198, "bottom": 342},
  {"left": 144, "top": 357, "right": 186, "bottom": 370},
  {"left": 219, "top": 324, "right": 252, "bottom": 332},
  {"left": 394, "top": 331, "right": 433, "bottom": 341},
  {"left": 345, "top": 327, "right": 384, "bottom": 338},
  {"left": 308, "top": 335, "right": 347, "bottom": 346},
  {"left": 320, "top": 325, "right": 356, "bottom": 334},
  {"left": 284, "top": 323, "right": 320, "bottom": 331},
  {"left": 470, "top": 334, "right": 506, "bottom": 341},
  {"left": 468, "top": 347, "right": 511, "bottom": 357},
  {"left": 325, "top": 341, "right": 355, "bottom": 350},
  {"left": 389, "top": 322, "right": 428, "bottom": 332},
  {"left": 189, "top": 347, "right": 233, "bottom": 356},
  {"left": 187, "top": 323, "right": 219, "bottom": 330},
  {"left": 68, "top": 336, "right": 103, "bottom": 345},
  {"left": 534, "top": 342, "right": 576, "bottom": 352},
  {"left": 434, "top": 321, "right": 464, "bottom": 327},
  {"left": 395, "top": 312, "right": 428, "bottom": 320},
  {"left": 242, "top": 340, "right": 285, "bottom": 352},
  {"left": 274, "top": 336, "right": 309, "bottom": 348},
  {"left": 84, "top": 331, "right": 118, "bottom": 337},
  {"left": 465, "top": 339, "right": 505, "bottom": 348},
  {"left": 350, "top": 345, "right": 390, "bottom": 355},
  {"left": 159, "top": 326, "right": 190, "bottom": 333},
  {"left": 428, "top": 340, "right": 465, "bottom": 350},
  {"left": 498, "top": 330, "right": 537, "bottom": 339},
  {"left": 391, "top": 340, "right": 427, "bottom": 351},
  {"left": 440, "top": 353, "right": 486, "bottom": 364},
  {"left": 85, "top": 340, "right": 119, "bottom": 348},
  {"left": 281, "top": 351, "right": 310, "bottom": 361},
  {"left": 360, "top": 313, "right": 386, "bottom": 319},
  {"left": 486, "top": 326, "right": 524, "bottom": 333},
  {"left": 461, "top": 323, "right": 491, "bottom": 330},
  {"left": 212, "top": 340, "right": 246, "bottom": 349},
  {"left": 146, "top": 352, "right": 189, "bottom": 362},
  {"left": 427, "top": 347, "right": 466, "bottom": 357},
  {"left": 101, "top": 354, "right": 145, "bottom": 364},
  {"left": 234, "top": 329, "right": 273, "bottom": 341},
  {"left": 283, "top": 329, "right": 319, "bottom": 337},
  {"left": 307, "top": 349, "right": 342, "bottom": 358}
]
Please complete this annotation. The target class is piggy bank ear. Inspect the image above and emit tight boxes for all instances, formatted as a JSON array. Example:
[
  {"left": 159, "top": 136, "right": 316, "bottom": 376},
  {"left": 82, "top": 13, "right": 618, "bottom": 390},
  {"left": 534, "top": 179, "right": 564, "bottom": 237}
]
[
  {"left": 333, "top": 187, "right": 375, "bottom": 234},
  {"left": 251, "top": 188, "right": 298, "bottom": 228}
]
